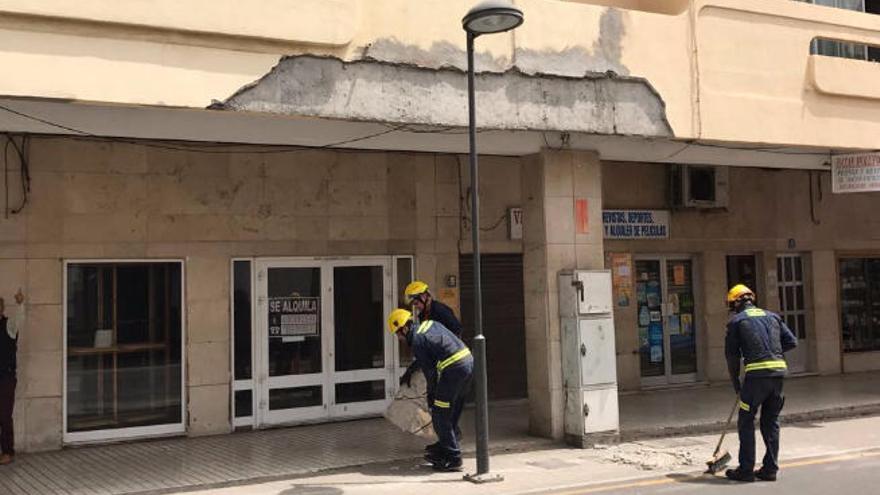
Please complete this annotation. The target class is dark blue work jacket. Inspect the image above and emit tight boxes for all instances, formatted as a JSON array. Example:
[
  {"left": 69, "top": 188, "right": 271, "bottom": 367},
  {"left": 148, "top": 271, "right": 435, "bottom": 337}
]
[{"left": 725, "top": 303, "right": 797, "bottom": 381}]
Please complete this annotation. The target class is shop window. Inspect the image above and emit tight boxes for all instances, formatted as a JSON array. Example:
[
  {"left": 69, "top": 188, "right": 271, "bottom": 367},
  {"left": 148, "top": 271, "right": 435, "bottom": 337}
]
[
  {"left": 839, "top": 258, "right": 880, "bottom": 352},
  {"left": 66, "top": 262, "right": 183, "bottom": 436}
]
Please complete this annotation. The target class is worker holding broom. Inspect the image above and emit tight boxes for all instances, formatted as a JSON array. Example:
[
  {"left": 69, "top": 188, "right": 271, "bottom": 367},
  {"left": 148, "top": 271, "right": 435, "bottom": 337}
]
[{"left": 722, "top": 285, "right": 798, "bottom": 482}]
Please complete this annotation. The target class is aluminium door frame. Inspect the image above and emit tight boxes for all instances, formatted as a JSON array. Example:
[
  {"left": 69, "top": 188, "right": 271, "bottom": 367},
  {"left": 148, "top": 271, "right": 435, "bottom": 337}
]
[
  {"left": 634, "top": 254, "right": 701, "bottom": 387},
  {"left": 252, "top": 256, "right": 398, "bottom": 428}
]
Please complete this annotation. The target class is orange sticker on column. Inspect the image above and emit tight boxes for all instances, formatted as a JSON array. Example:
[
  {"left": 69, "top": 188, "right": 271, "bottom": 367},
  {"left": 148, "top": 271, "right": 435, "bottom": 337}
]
[{"left": 575, "top": 199, "right": 589, "bottom": 234}]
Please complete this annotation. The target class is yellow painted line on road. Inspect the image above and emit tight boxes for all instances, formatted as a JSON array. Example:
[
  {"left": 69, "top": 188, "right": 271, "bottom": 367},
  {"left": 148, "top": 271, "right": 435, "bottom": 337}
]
[
  {"left": 780, "top": 450, "right": 880, "bottom": 469},
  {"left": 552, "top": 478, "right": 674, "bottom": 494},
  {"left": 545, "top": 450, "right": 880, "bottom": 495}
]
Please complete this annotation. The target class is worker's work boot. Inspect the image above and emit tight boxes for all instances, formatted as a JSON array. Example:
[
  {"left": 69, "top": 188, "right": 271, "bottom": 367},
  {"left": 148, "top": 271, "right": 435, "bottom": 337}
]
[
  {"left": 424, "top": 451, "right": 444, "bottom": 464},
  {"left": 755, "top": 469, "right": 777, "bottom": 481},
  {"left": 432, "top": 457, "right": 463, "bottom": 472},
  {"left": 424, "top": 442, "right": 440, "bottom": 453},
  {"left": 0, "top": 454, "right": 14, "bottom": 466},
  {"left": 725, "top": 468, "right": 755, "bottom": 482},
  {"left": 724, "top": 468, "right": 755, "bottom": 483}
]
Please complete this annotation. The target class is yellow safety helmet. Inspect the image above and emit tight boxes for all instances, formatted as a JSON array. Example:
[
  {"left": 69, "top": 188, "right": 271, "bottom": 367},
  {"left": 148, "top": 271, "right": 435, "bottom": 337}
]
[
  {"left": 387, "top": 308, "right": 413, "bottom": 334},
  {"left": 727, "top": 284, "right": 755, "bottom": 303},
  {"left": 404, "top": 280, "right": 429, "bottom": 299}
]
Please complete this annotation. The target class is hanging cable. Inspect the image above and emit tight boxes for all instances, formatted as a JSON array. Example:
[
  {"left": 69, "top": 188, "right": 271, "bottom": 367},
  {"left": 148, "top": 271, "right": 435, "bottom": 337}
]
[
  {"left": 480, "top": 212, "right": 506, "bottom": 232},
  {"left": 3, "top": 136, "right": 9, "bottom": 219},
  {"left": 809, "top": 170, "right": 820, "bottom": 225},
  {"left": 1, "top": 134, "right": 31, "bottom": 216},
  {"left": 6, "top": 135, "right": 29, "bottom": 214}
]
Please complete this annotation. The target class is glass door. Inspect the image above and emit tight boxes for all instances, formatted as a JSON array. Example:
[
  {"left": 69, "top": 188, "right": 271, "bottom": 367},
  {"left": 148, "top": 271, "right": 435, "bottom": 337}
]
[
  {"left": 636, "top": 256, "right": 698, "bottom": 386},
  {"left": 328, "top": 261, "right": 395, "bottom": 417},
  {"left": 636, "top": 260, "right": 666, "bottom": 386},
  {"left": 254, "top": 258, "right": 396, "bottom": 427},
  {"left": 666, "top": 259, "right": 698, "bottom": 383},
  {"left": 256, "top": 261, "right": 327, "bottom": 425}
]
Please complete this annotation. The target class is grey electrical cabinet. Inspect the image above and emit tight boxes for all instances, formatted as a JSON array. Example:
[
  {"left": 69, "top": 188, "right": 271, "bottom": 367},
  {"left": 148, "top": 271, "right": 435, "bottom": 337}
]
[{"left": 559, "top": 270, "right": 620, "bottom": 447}]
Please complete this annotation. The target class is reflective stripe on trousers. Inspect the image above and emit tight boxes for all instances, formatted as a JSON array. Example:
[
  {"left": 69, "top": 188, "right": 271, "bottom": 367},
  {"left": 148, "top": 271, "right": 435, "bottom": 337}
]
[{"left": 744, "top": 359, "right": 787, "bottom": 373}]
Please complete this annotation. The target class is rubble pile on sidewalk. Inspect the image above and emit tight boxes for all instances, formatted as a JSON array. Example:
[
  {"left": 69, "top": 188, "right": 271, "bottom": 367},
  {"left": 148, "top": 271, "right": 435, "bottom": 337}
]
[{"left": 591, "top": 439, "right": 703, "bottom": 471}]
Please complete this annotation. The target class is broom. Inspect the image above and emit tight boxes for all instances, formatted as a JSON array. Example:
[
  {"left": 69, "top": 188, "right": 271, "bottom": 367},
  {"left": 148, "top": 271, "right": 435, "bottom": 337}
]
[{"left": 705, "top": 394, "right": 740, "bottom": 474}]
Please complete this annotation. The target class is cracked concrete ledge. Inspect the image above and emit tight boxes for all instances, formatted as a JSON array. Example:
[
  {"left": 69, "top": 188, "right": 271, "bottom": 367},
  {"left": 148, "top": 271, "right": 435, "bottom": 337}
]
[
  {"left": 618, "top": 403, "right": 880, "bottom": 443},
  {"left": 220, "top": 55, "right": 673, "bottom": 138}
]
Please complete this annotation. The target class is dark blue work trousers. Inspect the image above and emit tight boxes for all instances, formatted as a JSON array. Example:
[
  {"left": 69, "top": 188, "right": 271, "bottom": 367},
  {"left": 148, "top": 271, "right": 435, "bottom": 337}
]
[
  {"left": 431, "top": 360, "right": 473, "bottom": 461},
  {"left": 738, "top": 376, "right": 785, "bottom": 473}
]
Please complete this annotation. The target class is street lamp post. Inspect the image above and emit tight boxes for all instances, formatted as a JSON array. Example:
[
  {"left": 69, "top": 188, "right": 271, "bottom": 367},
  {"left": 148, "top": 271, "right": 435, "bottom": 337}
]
[{"left": 461, "top": 0, "right": 523, "bottom": 483}]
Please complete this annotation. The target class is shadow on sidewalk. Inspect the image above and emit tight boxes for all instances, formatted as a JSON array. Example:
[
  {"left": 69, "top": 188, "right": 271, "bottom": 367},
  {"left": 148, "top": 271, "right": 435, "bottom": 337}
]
[{"left": 666, "top": 473, "right": 733, "bottom": 485}]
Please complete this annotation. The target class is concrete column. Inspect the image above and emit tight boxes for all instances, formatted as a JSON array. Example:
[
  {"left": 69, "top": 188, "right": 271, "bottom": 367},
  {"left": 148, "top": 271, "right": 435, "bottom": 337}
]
[
  {"left": 701, "top": 251, "right": 729, "bottom": 383},
  {"left": 186, "top": 255, "right": 232, "bottom": 436},
  {"left": 811, "top": 250, "right": 842, "bottom": 375},
  {"left": 522, "top": 149, "right": 603, "bottom": 440}
]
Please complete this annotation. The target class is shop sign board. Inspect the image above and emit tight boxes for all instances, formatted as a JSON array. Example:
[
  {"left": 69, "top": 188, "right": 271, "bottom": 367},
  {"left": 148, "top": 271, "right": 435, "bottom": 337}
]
[
  {"left": 603, "top": 210, "right": 670, "bottom": 239},
  {"left": 832, "top": 153, "right": 880, "bottom": 193},
  {"left": 268, "top": 297, "right": 320, "bottom": 337}
]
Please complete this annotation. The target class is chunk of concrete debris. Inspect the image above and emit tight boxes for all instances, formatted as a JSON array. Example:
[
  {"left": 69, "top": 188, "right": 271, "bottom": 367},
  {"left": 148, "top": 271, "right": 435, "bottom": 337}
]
[{"left": 384, "top": 370, "right": 437, "bottom": 442}]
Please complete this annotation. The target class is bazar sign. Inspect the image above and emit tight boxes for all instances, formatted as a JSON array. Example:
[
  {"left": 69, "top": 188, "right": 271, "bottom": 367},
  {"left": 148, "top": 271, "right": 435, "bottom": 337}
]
[
  {"left": 603, "top": 210, "right": 670, "bottom": 239},
  {"left": 832, "top": 153, "right": 880, "bottom": 194}
]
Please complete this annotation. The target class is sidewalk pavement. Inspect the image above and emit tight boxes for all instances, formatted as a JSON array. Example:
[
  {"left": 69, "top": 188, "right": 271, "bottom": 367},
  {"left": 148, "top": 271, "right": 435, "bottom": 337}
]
[
  {"left": 174, "top": 415, "right": 880, "bottom": 495},
  {"left": 620, "top": 371, "right": 880, "bottom": 439},
  {"left": 1, "top": 372, "right": 878, "bottom": 495}
]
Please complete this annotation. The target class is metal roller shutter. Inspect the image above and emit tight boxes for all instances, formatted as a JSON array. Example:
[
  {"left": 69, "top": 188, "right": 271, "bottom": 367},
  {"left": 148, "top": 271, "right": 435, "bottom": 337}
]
[{"left": 459, "top": 254, "right": 527, "bottom": 400}]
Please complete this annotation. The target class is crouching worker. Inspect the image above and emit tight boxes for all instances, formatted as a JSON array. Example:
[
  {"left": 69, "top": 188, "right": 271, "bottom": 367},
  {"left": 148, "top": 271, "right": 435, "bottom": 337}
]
[{"left": 387, "top": 308, "right": 473, "bottom": 472}]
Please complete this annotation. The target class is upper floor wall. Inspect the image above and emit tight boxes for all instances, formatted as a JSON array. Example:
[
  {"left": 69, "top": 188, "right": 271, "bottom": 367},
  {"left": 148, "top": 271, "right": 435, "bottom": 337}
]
[{"left": 0, "top": 0, "right": 878, "bottom": 151}]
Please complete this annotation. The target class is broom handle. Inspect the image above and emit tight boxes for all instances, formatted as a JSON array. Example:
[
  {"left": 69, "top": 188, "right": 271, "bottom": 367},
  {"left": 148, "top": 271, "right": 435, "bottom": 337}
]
[{"left": 713, "top": 394, "right": 741, "bottom": 456}]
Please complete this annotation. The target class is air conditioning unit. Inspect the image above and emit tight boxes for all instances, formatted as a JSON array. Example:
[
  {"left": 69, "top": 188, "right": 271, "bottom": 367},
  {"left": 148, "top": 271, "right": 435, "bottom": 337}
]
[{"left": 669, "top": 164, "right": 729, "bottom": 209}]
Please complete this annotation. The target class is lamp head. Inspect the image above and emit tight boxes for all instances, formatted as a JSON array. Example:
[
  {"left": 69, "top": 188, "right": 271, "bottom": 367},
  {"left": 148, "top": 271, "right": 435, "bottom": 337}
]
[{"left": 462, "top": 0, "right": 524, "bottom": 35}]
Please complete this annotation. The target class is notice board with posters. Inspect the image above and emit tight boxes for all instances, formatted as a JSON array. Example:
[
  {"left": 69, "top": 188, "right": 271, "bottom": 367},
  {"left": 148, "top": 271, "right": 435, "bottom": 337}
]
[
  {"left": 268, "top": 297, "right": 320, "bottom": 337},
  {"left": 605, "top": 252, "right": 634, "bottom": 307}
]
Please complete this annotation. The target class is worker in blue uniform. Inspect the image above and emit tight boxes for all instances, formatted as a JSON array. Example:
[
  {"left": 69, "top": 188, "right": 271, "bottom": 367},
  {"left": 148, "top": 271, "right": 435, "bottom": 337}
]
[
  {"left": 724, "top": 284, "right": 798, "bottom": 483},
  {"left": 405, "top": 280, "right": 463, "bottom": 338},
  {"left": 399, "top": 281, "right": 467, "bottom": 444},
  {"left": 388, "top": 308, "right": 473, "bottom": 472},
  {"left": 399, "top": 281, "right": 463, "bottom": 387}
]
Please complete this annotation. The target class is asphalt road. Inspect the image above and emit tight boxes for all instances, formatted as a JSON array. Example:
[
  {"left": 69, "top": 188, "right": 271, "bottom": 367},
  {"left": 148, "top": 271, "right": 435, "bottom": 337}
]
[{"left": 549, "top": 449, "right": 880, "bottom": 495}]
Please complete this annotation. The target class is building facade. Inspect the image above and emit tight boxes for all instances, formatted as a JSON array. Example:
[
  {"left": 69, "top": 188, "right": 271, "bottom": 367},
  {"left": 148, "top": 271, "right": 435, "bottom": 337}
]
[{"left": 0, "top": 0, "right": 878, "bottom": 451}]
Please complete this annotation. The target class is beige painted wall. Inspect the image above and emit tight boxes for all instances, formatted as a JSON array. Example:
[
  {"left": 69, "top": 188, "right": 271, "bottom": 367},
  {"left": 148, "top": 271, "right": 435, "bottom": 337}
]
[
  {"left": 603, "top": 161, "right": 880, "bottom": 390},
  {"left": 1, "top": 1, "right": 879, "bottom": 150},
  {"left": 0, "top": 136, "right": 522, "bottom": 451}
]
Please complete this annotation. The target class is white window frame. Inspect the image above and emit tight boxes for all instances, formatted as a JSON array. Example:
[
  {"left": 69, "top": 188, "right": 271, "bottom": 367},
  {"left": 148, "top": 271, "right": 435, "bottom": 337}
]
[
  {"left": 62, "top": 259, "right": 187, "bottom": 445},
  {"left": 777, "top": 254, "right": 808, "bottom": 339},
  {"left": 230, "top": 258, "right": 257, "bottom": 429}
]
